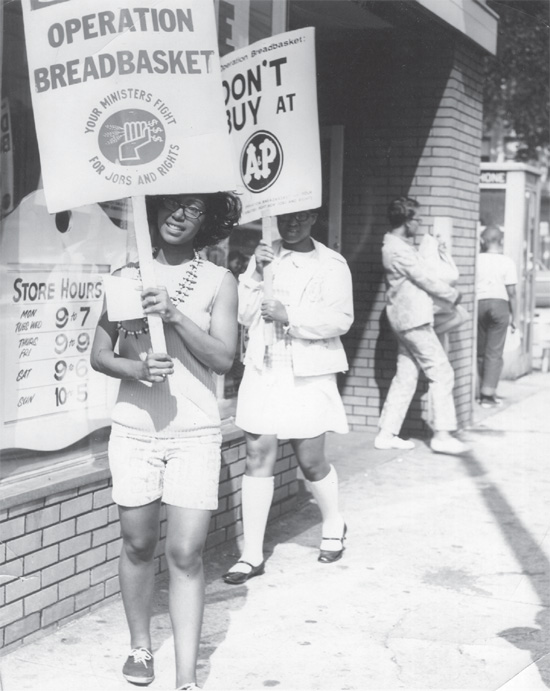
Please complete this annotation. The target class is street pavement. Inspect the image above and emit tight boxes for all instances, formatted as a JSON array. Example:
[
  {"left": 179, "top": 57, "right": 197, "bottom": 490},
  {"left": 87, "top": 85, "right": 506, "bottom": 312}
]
[{"left": 2, "top": 371, "right": 550, "bottom": 690}]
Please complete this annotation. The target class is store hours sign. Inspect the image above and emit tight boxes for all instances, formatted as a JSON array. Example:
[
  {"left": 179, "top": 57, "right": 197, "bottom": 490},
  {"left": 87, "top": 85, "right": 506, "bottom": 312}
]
[
  {"left": 0, "top": 193, "right": 127, "bottom": 451},
  {"left": 21, "top": 0, "right": 236, "bottom": 212},
  {"left": 4, "top": 268, "right": 104, "bottom": 425}
]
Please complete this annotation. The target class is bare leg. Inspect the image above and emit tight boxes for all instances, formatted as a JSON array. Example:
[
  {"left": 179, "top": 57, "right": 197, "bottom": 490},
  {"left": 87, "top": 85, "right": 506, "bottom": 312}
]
[
  {"left": 291, "top": 434, "right": 329, "bottom": 482},
  {"left": 118, "top": 501, "right": 161, "bottom": 650},
  {"left": 165, "top": 505, "right": 212, "bottom": 689}
]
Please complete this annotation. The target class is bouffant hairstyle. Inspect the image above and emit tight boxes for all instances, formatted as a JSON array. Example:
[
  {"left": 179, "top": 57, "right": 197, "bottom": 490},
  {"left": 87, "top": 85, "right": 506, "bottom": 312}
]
[
  {"left": 147, "top": 192, "right": 242, "bottom": 250},
  {"left": 387, "top": 197, "right": 419, "bottom": 229}
]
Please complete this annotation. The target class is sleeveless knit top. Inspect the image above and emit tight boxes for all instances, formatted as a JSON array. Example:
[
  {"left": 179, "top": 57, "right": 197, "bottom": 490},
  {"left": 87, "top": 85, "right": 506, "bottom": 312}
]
[{"left": 111, "top": 259, "right": 229, "bottom": 437}]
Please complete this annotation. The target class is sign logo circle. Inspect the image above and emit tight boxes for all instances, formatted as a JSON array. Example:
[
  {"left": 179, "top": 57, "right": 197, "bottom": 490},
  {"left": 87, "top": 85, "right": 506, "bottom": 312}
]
[
  {"left": 98, "top": 109, "right": 166, "bottom": 166},
  {"left": 240, "top": 130, "right": 283, "bottom": 193}
]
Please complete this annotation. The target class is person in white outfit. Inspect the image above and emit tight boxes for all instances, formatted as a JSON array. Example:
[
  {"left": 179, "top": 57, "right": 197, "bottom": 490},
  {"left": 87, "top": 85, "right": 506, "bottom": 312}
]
[
  {"left": 374, "top": 197, "right": 469, "bottom": 456},
  {"left": 223, "top": 209, "right": 354, "bottom": 584}
]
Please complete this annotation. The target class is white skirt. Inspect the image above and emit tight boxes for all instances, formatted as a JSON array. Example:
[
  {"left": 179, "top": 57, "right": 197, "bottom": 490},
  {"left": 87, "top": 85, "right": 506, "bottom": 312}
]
[{"left": 235, "top": 364, "right": 349, "bottom": 439}]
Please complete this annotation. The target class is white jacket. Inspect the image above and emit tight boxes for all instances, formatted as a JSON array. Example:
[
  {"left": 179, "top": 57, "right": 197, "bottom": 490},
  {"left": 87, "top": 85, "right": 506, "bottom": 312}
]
[
  {"left": 382, "top": 233, "right": 458, "bottom": 332},
  {"left": 238, "top": 238, "right": 354, "bottom": 377}
]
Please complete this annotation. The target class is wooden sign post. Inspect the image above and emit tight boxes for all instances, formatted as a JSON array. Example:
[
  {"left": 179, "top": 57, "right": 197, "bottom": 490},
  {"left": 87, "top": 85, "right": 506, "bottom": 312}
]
[
  {"left": 132, "top": 195, "right": 167, "bottom": 353},
  {"left": 262, "top": 215, "right": 277, "bottom": 346}
]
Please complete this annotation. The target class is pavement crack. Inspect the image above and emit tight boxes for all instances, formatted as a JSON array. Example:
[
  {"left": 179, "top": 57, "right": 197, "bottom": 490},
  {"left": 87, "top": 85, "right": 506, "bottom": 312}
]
[{"left": 383, "top": 608, "right": 412, "bottom": 681}]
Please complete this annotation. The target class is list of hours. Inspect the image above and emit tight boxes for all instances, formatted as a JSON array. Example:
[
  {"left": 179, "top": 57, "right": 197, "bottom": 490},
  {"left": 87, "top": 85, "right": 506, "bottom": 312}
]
[{"left": 4, "top": 267, "right": 104, "bottom": 423}]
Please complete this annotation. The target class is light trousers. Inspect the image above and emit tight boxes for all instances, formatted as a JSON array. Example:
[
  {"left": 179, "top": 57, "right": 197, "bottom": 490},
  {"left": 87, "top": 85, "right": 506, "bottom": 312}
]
[{"left": 379, "top": 323, "right": 457, "bottom": 435}]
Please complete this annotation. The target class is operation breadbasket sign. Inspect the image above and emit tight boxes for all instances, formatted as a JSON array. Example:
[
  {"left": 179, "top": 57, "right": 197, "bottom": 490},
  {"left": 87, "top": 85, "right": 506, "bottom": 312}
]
[
  {"left": 221, "top": 27, "right": 322, "bottom": 223},
  {"left": 22, "top": 0, "right": 236, "bottom": 212}
]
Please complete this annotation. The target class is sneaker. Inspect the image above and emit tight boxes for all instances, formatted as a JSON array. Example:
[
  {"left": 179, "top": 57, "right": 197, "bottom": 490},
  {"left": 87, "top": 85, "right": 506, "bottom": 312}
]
[
  {"left": 430, "top": 437, "right": 469, "bottom": 455},
  {"left": 479, "top": 395, "right": 503, "bottom": 408},
  {"left": 176, "top": 685, "right": 200, "bottom": 690},
  {"left": 374, "top": 433, "right": 415, "bottom": 450},
  {"left": 122, "top": 647, "right": 154, "bottom": 685}
]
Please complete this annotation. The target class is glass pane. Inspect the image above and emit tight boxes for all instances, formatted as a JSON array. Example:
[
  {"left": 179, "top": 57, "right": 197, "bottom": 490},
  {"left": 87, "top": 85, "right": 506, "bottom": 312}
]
[
  {"left": 479, "top": 189, "right": 506, "bottom": 229},
  {"left": 221, "top": 220, "right": 262, "bottom": 399},
  {"left": 1, "top": 1, "right": 129, "bottom": 478}
]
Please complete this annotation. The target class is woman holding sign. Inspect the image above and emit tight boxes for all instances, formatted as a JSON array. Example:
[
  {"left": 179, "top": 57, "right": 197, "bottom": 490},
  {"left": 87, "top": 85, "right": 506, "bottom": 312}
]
[
  {"left": 223, "top": 209, "right": 353, "bottom": 585},
  {"left": 91, "top": 192, "right": 241, "bottom": 690}
]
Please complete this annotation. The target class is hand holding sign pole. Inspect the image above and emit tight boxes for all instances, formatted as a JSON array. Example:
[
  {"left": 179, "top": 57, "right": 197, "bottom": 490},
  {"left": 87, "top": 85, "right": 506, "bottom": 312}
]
[{"left": 132, "top": 195, "right": 166, "bottom": 353}]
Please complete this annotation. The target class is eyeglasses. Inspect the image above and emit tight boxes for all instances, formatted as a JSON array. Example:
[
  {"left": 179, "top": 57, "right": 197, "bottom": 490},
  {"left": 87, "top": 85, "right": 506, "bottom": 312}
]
[
  {"left": 278, "top": 211, "right": 311, "bottom": 223},
  {"left": 161, "top": 197, "right": 206, "bottom": 220}
]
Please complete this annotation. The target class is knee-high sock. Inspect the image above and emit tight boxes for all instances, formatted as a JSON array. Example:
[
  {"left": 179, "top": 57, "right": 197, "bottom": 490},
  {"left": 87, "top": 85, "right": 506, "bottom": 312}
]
[
  {"left": 239, "top": 475, "right": 275, "bottom": 566},
  {"left": 308, "top": 465, "right": 344, "bottom": 537}
]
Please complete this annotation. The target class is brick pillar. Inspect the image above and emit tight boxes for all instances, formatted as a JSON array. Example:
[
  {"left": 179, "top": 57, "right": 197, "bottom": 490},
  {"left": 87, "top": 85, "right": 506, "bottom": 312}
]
[{"left": 335, "top": 36, "right": 484, "bottom": 434}]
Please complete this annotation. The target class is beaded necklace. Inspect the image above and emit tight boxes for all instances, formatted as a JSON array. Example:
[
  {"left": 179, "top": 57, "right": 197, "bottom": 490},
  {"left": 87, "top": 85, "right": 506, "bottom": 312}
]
[{"left": 117, "top": 251, "right": 204, "bottom": 338}]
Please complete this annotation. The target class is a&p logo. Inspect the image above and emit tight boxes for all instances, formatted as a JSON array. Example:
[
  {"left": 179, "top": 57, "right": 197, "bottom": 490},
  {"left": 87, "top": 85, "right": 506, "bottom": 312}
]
[
  {"left": 240, "top": 130, "right": 283, "bottom": 193},
  {"left": 98, "top": 109, "right": 166, "bottom": 166}
]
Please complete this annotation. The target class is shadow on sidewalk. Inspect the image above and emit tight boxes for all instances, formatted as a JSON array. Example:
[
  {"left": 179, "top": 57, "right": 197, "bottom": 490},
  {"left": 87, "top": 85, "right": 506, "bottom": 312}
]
[
  {"left": 145, "top": 490, "right": 323, "bottom": 688},
  {"left": 459, "top": 450, "right": 550, "bottom": 688}
]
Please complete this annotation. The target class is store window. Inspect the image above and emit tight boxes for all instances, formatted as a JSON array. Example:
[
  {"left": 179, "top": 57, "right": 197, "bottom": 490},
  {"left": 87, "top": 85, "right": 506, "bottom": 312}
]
[
  {"left": 1, "top": 0, "right": 288, "bottom": 481},
  {"left": 206, "top": 223, "right": 259, "bottom": 404},
  {"left": 1, "top": 2, "right": 133, "bottom": 482}
]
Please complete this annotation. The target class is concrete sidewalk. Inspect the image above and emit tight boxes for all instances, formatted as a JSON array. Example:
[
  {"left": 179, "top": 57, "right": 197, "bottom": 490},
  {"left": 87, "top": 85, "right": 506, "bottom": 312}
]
[{"left": 2, "top": 372, "right": 550, "bottom": 690}]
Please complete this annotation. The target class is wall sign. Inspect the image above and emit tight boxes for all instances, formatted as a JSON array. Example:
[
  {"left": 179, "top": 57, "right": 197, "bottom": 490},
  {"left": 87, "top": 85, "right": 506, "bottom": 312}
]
[
  {"left": 0, "top": 191, "right": 127, "bottom": 451},
  {"left": 4, "top": 267, "right": 103, "bottom": 424},
  {"left": 480, "top": 171, "right": 507, "bottom": 185}
]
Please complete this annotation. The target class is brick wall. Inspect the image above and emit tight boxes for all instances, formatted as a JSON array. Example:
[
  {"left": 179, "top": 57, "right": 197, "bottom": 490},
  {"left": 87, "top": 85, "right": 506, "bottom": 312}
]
[
  {"left": 0, "top": 435, "right": 297, "bottom": 652},
  {"left": 318, "top": 30, "right": 484, "bottom": 435}
]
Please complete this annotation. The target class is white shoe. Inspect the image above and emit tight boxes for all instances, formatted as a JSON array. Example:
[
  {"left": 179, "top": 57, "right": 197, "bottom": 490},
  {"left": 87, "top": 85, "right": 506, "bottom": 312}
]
[
  {"left": 479, "top": 395, "right": 502, "bottom": 408},
  {"left": 430, "top": 437, "right": 469, "bottom": 455},
  {"left": 374, "top": 433, "right": 415, "bottom": 450}
]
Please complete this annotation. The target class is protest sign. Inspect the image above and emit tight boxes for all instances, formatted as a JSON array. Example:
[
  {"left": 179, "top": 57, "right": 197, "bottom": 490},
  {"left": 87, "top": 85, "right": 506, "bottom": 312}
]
[
  {"left": 221, "top": 27, "right": 322, "bottom": 224},
  {"left": 21, "top": 0, "right": 237, "bottom": 352},
  {"left": 21, "top": 0, "right": 236, "bottom": 213}
]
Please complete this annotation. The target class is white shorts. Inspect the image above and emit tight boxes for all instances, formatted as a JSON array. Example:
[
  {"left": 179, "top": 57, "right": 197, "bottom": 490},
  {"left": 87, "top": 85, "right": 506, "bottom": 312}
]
[
  {"left": 235, "top": 365, "right": 349, "bottom": 439},
  {"left": 108, "top": 424, "right": 222, "bottom": 510}
]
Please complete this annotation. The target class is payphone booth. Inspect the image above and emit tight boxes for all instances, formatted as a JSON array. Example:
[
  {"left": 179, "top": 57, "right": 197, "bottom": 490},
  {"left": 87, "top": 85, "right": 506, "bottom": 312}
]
[{"left": 479, "top": 163, "right": 541, "bottom": 379}]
